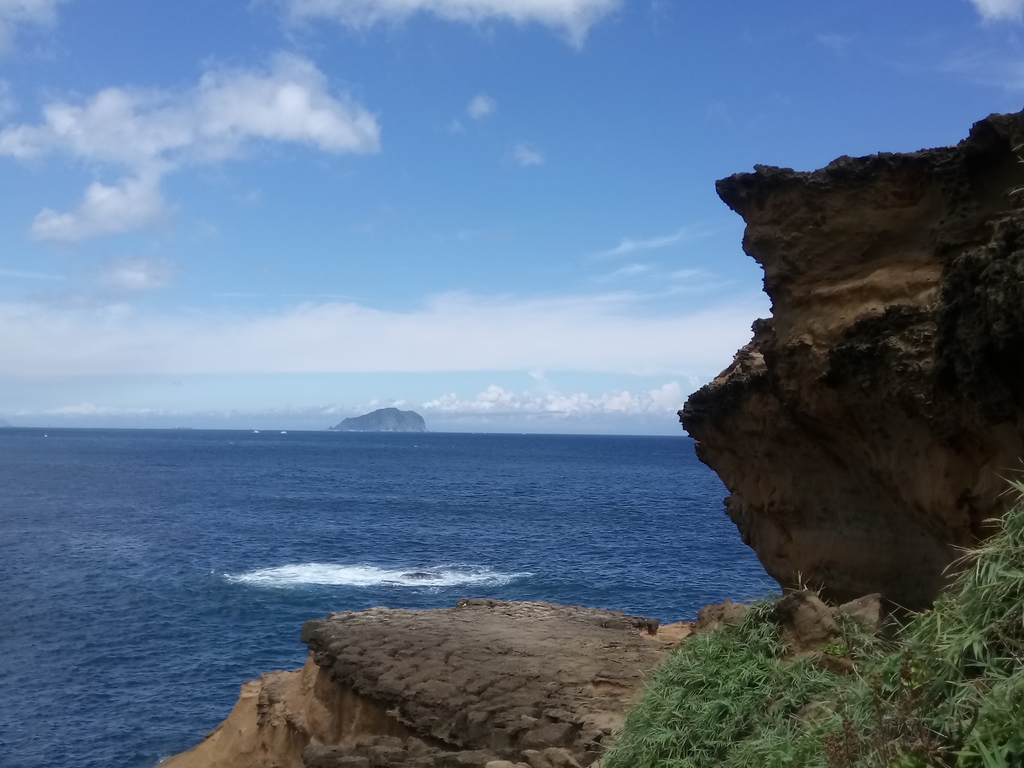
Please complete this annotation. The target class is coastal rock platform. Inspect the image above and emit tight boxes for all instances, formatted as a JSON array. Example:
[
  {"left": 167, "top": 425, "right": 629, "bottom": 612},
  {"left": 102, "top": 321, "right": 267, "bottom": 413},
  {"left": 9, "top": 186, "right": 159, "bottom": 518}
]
[{"left": 162, "top": 599, "right": 690, "bottom": 768}]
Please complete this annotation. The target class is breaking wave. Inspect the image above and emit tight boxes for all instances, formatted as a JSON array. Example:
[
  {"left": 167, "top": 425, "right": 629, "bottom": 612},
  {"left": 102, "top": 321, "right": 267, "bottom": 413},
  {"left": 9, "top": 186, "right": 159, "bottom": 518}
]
[{"left": 224, "top": 563, "right": 531, "bottom": 589}]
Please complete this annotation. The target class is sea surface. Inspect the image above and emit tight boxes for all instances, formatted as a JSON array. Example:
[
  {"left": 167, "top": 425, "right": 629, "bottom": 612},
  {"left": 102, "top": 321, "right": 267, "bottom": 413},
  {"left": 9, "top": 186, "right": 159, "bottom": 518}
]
[{"left": 0, "top": 429, "right": 774, "bottom": 768}]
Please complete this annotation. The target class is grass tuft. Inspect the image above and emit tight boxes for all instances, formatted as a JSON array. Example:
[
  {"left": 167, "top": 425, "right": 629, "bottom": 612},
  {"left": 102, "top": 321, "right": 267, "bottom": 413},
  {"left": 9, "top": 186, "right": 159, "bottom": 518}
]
[{"left": 604, "top": 481, "right": 1024, "bottom": 768}]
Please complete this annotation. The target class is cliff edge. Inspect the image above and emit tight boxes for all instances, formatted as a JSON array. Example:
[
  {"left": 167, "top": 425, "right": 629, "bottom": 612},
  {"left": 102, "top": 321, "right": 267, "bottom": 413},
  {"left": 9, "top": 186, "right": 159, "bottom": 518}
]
[
  {"left": 163, "top": 600, "right": 689, "bottom": 768},
  {"left": 681, "top": 110, "right": 1024, "bottom": 608}
]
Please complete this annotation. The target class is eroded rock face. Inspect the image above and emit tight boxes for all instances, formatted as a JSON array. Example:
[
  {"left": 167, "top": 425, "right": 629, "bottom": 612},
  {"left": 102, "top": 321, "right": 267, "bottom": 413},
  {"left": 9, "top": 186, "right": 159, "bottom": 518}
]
[
  {"left": 163, "top": 600, "right": 681, "bottom": 768},
  {"left": 681, "top": 111, "right": 1024, "bottom": 608}
]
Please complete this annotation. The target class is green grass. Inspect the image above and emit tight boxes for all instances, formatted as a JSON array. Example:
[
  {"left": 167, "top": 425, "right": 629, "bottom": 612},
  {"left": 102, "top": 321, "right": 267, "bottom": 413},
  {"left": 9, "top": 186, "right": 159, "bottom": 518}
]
[
  {"left": 601, "top": 600, "right": 841, "bottom": 768},
  {"left": 604, "top": 483, "right": 1024, "bottom": 768}
]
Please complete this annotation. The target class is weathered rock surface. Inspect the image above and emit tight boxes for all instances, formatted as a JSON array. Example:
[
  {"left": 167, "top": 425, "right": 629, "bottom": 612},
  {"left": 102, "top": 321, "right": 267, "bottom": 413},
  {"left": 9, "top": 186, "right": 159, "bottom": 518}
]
[
  {"left": 681, "top": 110, "right": 1024, "bottom": 608},
  {"left": 773, "top": 591, "right": 840, "bottom": 655},
  {"left": 836, "top": 593, "right": 886, "bottom": 633},
  {"left": 163, "top": 600, "right": 683, "bottom": 768},
  {"left": 693, "top": 598, "right": 749, "bottom": 635}
]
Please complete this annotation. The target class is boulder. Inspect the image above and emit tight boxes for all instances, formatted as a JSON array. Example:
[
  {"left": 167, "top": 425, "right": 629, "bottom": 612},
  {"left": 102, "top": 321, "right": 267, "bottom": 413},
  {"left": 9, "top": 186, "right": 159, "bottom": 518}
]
[
  {"left": 836, "top": 593, "right": 885, "bottom": 633},
  {"left": 772, "top": 590, "right": 840, "bottom": 654},
  {"left": 694, "top": 599, "right": 749, "bottom": 634}
]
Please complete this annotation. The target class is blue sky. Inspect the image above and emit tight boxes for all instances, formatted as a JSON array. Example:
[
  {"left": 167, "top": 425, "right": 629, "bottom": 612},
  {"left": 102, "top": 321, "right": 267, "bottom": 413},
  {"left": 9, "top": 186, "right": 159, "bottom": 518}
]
[{"left": 0, "top": 0, "right": 1022, "bottom": 433}]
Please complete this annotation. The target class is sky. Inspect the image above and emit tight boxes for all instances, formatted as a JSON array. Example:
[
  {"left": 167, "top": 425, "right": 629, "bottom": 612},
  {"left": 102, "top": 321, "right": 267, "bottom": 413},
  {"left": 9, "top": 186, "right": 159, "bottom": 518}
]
[{"left": 1, "top": 0, "right": 1023, "bottom": 433}]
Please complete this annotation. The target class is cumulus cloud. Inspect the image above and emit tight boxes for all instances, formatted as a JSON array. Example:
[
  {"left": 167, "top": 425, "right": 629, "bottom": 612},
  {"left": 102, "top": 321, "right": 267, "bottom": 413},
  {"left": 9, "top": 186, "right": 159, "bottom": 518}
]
[
  {"left": 0, "top": 53, "right": 380, "bottom": 240},
  {"left": 512, "top": 142, "right": 544, "bottom": 166},
  {"left": 96, "top": 256, "right": 177, "bottom": 292},
  {"left": 971, "top": 0, "right": 1024, "bottom": 21},
  {"left": 0, "top": 291, "right": 767, "bottom": 377},
  {"left": 283, "top": 0, "right": 620, "bottom": 46},
  {"left": 31, "top": 173, "right": 167, "bottom": 240},
  {"left": 468, "top": 93, "right": 496, "bottom": 119},
  {"left": 423, "top": 381, "right": 686, "bottom": 416},
  {"left": 0, "top": 0, "right": 64, "bottom": 52}
]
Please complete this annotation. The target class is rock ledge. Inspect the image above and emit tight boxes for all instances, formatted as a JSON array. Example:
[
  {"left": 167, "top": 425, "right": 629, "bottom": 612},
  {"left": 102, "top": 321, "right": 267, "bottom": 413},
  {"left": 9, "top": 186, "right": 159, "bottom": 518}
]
[{"left": 162, "top": 600, "right": 689, "bottom": 768}]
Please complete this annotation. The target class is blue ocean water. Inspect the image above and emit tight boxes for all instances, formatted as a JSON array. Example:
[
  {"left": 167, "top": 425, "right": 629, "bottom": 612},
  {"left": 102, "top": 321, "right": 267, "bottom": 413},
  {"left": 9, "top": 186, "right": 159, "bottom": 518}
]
[{"left": 0, "top": 429, "right": 773, "bottom": 768}]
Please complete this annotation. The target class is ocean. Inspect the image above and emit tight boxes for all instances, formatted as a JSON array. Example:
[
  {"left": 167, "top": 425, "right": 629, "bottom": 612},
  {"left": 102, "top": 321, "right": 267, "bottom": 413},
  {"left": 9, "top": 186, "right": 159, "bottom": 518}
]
[{"left": 0, "top": 428, "right": 774, "bottom": 768}]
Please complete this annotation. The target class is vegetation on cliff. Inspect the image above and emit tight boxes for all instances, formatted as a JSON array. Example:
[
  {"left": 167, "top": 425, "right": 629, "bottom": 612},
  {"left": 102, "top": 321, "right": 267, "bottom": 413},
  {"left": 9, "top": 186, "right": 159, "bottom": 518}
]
[
  {"left": 329, "top": 407, "right": 427, "bottom": 432},
  {"left": 606, "top": 486, "right": 1024, "bottom": 768}
]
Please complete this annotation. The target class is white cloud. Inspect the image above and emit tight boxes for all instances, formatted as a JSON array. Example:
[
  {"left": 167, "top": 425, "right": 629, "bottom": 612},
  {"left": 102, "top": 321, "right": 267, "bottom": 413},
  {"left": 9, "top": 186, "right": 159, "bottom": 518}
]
[
  {"left": 423, "top": 381, "right": 687, "bottom": 416},
  {"left": 0, "top": 0, "right": 64, "bottom": 52},
  {"left": 31, "top": 172, "right": 167, "bottom": 241},
  {"left": 44, "top": 403, "right": 155, "bottom": 416},
  {"left": 512, "top": 142, "right": 544, "bottom": 166},
  {"left": 599, "top": 228, "right": 702, "bottom": 258},
  {"left": 283, "top": 0, "right": 620, "bottom": 46},
  {"left": 590, "top": 263, "right": 651, "bottom": 283},
  {"left": 0, "top": 291, "right": 767, "bottom": 377},
  {"left": 937, "top": 47, "right": 1024, "bottom": 90},
  {"left": 96, "top": 256, "right": 177, "bottom": 292},
  {"left": 468, "top": 93, "right": 496, "bottom": 119},
  {"left": 0, "top": 53, "right": 380, "bottom": 240},
  {"left": 971, "top": 0, "right": 1024, "bottom": 21}
]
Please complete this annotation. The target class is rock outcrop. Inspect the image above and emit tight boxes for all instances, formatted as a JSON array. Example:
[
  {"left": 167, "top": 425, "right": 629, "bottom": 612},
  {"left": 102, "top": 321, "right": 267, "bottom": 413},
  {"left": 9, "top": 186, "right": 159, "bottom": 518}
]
[
  {"left": 681, "top": 110, "right": 1024, "bottom": 608},
  {"left": 163, "top": 600, "right": 689, "bottom": 768},
  {"left": 330, "top": 408, "right": 427, "bottom": 433}
]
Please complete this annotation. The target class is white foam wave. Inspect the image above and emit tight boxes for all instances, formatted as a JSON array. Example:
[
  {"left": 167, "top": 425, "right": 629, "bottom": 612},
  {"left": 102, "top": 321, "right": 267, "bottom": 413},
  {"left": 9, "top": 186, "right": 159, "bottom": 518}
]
[{"left": 224, "top": 563, "right": 530, "bottom": 589}]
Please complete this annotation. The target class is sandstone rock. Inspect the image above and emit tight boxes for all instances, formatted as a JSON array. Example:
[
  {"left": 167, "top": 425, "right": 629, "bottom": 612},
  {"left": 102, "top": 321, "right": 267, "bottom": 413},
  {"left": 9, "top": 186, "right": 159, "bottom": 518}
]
[
  {"left": 644, "top": 621, "right": 692, "bottom": 645},
  {"left": 694, "top": 599, "right": 749, "bottom": 634},
  {"left": 836, "top": 593, "right": 885, "bottom": 633},
  {"left": 522, "top": 748, "right": 582, "bottom": 768},
  {"left": 681, "top": 110, "right": 1024, "bottom": 608},
  {"left": 772, "top": 590, "right": 840, "bottom": 654},
  {"left": 165, "top": 601, "right": 677, "bottom": 768}
]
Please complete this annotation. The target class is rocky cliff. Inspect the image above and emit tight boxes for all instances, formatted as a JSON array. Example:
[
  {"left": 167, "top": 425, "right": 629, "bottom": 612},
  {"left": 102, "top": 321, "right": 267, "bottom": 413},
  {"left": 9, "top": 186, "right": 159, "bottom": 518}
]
[
  {"left": 681, "top": 110, "right": 1024, "bottom": 608},
  {"left": 162, "top": 600, "right": 690, "bottom": 768}
]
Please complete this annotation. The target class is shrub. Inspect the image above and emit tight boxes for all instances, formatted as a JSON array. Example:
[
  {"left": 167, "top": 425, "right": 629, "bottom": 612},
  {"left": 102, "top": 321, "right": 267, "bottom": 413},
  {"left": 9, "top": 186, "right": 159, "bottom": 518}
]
[{"left": 605, "top": 483, "right": 1024, "bottom": 768}]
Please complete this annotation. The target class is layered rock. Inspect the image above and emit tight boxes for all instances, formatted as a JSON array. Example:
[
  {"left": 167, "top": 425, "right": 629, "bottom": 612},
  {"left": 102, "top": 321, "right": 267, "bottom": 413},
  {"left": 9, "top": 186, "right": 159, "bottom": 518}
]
[
  {"left": 681, "top": 111, "right": 1024, "bottom": 608},
  {"left": 163, "top": 600, "right": 690, "bottom": 768}
]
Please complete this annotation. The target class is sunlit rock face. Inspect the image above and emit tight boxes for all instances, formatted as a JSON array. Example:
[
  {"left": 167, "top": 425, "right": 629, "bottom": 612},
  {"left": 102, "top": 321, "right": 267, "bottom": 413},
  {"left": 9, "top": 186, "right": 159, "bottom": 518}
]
[{"left": 682, "top": 111, "right": 1024, "bottom": 609}]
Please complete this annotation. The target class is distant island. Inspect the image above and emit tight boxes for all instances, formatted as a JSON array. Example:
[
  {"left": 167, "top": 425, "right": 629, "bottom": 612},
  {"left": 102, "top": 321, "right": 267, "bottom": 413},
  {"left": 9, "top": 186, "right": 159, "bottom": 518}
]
[
  {"left": 0, "top": 418, "right": 11, "bottom": 428},
  {"left": 329, "top": 407, "right": 427, "bottom": 433}
]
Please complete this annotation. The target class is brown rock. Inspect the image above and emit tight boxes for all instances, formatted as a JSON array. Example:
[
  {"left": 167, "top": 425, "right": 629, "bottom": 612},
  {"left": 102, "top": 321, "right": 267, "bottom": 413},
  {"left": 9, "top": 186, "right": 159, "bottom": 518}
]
[
  {"left": 772, "top": 590, "right": 840, "bottom": 654},
  {"left": 164, "top": 601, "right": 672, "bottom": 768},
  {"left": 681, "top": 110, "right": 1024, "bottom": 608},
  {"left": 836, "top": 593, "right": 885, "bottom": 632},
  {"left": 812, "top": 652, "right": 857, "bottom": 676},
  {"left": 694, "top": 599, "right": 749, "bottom": 634},
  {"left": 522, "top": 748, "right": 582, "bottom": 768}
]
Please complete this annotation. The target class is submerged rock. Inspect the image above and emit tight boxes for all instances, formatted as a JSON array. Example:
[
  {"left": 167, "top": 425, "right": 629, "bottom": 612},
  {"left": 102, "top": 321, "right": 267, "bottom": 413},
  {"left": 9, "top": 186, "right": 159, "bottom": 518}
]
[{"left": 682, "top": 110, "right": 1024, "bottom": 608}]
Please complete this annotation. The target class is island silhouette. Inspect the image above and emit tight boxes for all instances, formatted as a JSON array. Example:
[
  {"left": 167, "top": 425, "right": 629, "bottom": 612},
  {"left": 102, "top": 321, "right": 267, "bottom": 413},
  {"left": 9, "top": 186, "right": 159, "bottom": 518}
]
[{"left": 328, "top": 407, "right": 427, "bottom": 433}]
